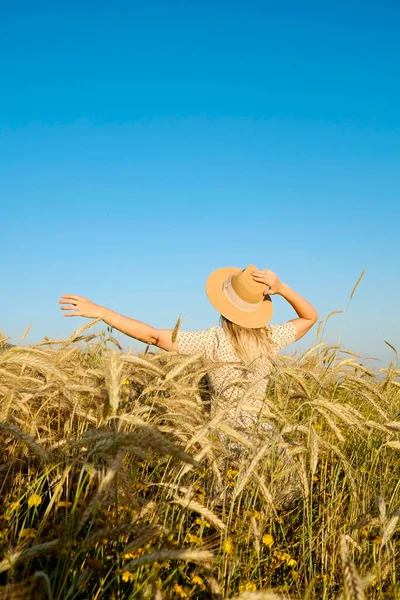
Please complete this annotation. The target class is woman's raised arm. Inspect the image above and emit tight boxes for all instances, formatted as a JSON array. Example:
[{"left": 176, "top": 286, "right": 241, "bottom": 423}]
[
  {"left": 59, "top": 295, "right": 177, "bottom": 351},
  {"left": 251, "top": 270, "right": 318, "bottom": 340}
]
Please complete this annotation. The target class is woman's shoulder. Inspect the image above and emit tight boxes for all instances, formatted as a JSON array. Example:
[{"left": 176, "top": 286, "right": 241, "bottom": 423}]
[
  {"left": 178, "top": 325, "right": 226, "bottom": 345},
  {"left": 177, "top": 326, "right": 222, "bottom": 355},
  {"left": 267, "top": 321, "right": 297, "bottom": 351},
  {"left": 197, "top": 325, "right": 223, "bottom": 338},
  {"left": 199, "top": 325, "right": 226, "bottom": 343}
]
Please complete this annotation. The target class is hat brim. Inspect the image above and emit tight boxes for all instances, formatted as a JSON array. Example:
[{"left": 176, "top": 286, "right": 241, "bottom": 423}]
[{"left": 205, "top": 267, "right": 273, "bottom": 329}]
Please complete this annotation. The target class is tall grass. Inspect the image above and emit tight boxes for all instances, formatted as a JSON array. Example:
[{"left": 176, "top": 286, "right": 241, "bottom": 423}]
[{"left": 0, "top": 325, "right": 399, "bottom": 599}]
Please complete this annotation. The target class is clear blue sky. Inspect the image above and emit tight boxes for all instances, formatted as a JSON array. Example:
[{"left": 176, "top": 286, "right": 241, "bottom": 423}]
[{"left": 1, "top": 0, "right": 399, "bottom": 363}]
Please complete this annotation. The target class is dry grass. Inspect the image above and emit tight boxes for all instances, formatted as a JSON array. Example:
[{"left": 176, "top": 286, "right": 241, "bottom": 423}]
[{"left": 0, "top": 324, "right": 399, "bottom": 599}]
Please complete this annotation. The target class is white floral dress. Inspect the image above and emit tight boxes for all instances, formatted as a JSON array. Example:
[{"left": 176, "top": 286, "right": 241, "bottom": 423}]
[{"left": 177, "top": 322, "right": 296, "bottom": 433}]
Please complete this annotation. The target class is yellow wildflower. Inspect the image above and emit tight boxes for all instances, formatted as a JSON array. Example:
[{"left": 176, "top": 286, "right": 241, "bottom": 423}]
[
  {"left": 27, "top": 494, "right": 42, "bottom": 508},
  {"left": 195, "top": 518, "right": 210, "bottom": 528},
  {"left": 195, "top": 486, "right": 206, "bottom": 502},
  {"left": 262, "top": 533, "right": 274, "bottom": 547},
  {"left": 223, "top": 538, "right": 233, "bottom": 554},
  {"left": 185, "top": 533, "right": 202, "bottom": 545},
  {"left": 123, "top": 553, "right": 136, "bottom": 560},
  {"left": 121, "top": 379, "right": 130, "bottom": 385},
  {"left": 121, "top": 571, "right": 135, "bottom": 582},
  {"left": 173, "top": 583, "right": 188, "bottom": 598},
  {"left": 274, "top": 550, "right": 294, "bottom": 564},
  {"left": 197, "top": 466, "right": 207, "bottom": 478},
  {"left": 246, "top": 509, "right": 261, "bottom": 519},
  {"left": 9, "top": 501, "right": 21, "bottom": 511},
  {"left": 226, "top": 469, "right": 238, "bottom": 479},
  {"left": 239, "top": 582, "right": 257, "bottom": 592},
  {"left": 135, "top": 483, "right": 147, "bottom": 491},
  {"left": 191, "top": 575, "right": 206, "bottom": 590},
  {"left": 19, "top": 528, "right": 36, "bottom": 539},
  {"left": 123, "top": 548, "right": 144, "bottom": 560}
]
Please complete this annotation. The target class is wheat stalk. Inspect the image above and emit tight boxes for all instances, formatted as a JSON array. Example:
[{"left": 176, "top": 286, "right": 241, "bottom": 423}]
[
  {"left": 122, "top": 548, "right": 214, "bottom": 570},
  {"left": 0, "top": 540, "right": 61, "bottom": 573},
  {"left": 340, "top": 535, "right": 365, "bottom": 600},
  {"left": 173, "top": 496, "right": 226, "bottom": 531},
  {"left": 229, "top": 592, "right": 294, "bottom": 599},
  {"left": 0, "top": 422, "right": 49, "bottom": 462}
]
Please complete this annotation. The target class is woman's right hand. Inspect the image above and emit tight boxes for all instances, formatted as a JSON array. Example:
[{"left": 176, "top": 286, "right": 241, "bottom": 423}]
[
  {"left": 251, "top": 270, "right": 284, "bottom": 295},
  {"left": 58, "top": 294, "right": 105, "bottom": 319}
]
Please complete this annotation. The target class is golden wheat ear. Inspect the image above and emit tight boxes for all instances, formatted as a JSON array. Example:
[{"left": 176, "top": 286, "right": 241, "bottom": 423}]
[
  {"left": 0, "top": 330, "right": 10, "bottom": 346},
  {"left": 171, "top": 314, "right": 182, "bottom": 343}
]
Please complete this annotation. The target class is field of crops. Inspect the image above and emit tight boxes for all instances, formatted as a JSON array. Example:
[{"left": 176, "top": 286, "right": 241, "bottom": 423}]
[{"left": 0, "top": 322, "right": 399, "bottom": 599}]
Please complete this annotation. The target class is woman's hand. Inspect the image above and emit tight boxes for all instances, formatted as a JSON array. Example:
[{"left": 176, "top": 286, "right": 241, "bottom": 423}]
[
  {"left": 59, "top": 295, "right": 105, "bottom": 319},
  {"left": 251, "top": 270, "right": 284, "bottom": 295}
]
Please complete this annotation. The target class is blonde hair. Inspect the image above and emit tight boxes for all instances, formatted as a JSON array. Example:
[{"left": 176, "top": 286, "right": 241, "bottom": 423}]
[{"left": 221, "top": 316, "right": 272, "bottom": 364}]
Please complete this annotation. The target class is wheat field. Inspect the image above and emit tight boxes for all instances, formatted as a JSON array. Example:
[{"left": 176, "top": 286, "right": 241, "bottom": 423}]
[{"left": 0, "top": 321, "right": 399, "bottom": 600}]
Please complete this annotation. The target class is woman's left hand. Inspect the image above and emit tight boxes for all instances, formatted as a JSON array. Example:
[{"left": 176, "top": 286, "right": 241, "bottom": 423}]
[
  {"left": 251, "top": 270, "right": 283, "bottom": 295},
  {"left": 59, "top": 295, "right": 105, "bottom": 318}
]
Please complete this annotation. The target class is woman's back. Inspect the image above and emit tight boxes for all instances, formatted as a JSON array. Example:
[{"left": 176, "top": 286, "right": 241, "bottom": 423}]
[{"left": 177, "top": 321, "right": 296, "bottom": 410}]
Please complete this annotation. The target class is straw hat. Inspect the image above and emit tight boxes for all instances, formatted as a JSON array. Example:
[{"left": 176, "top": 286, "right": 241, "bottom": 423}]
[{"left": 206, "top": 264, "right": 273, "bottom": 329}]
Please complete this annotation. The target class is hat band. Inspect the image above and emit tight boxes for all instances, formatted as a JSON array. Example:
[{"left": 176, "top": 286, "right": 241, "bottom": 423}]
[{"left": 222, "top": 276, "right": 263, "bottom": 313}]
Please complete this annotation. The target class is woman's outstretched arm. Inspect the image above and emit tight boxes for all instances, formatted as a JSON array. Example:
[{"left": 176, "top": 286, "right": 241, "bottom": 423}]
[
  {"left": 59, "top": 295, "right": 177, "bottom": 351},
  {"left": 251, "top": 270, "right": 318, "bottom": 340}
]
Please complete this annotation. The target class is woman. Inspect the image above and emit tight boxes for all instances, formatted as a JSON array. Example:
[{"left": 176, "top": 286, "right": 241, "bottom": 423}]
[{"left": 59, "top": 264, "right": 317, "bottom": 432}]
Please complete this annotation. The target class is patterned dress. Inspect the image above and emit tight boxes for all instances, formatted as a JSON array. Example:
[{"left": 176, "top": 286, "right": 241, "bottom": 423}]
[{"left": 177, "top": 322, "right": 296, "bottom": 433}]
